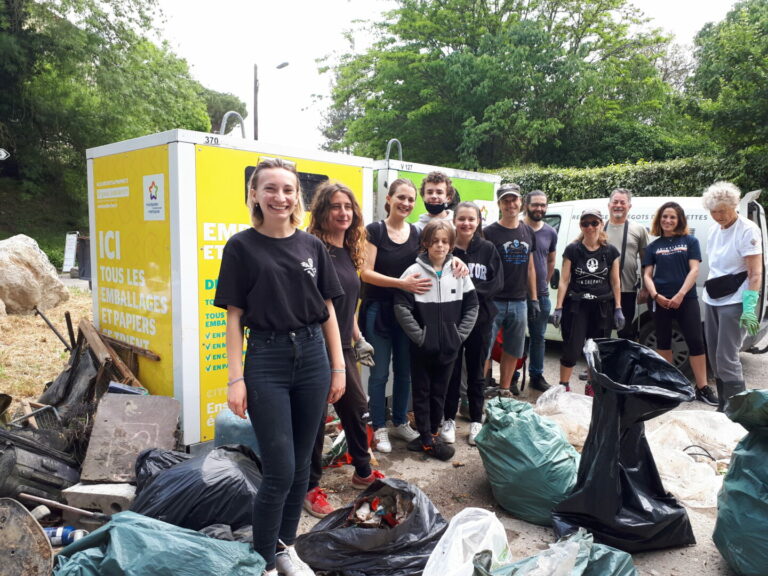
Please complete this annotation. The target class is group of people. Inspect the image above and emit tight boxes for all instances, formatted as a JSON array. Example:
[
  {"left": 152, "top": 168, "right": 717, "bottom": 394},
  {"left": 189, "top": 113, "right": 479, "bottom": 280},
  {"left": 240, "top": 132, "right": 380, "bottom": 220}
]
[{"left": 214, "top": 159, "right": 762, "bottom": 576}]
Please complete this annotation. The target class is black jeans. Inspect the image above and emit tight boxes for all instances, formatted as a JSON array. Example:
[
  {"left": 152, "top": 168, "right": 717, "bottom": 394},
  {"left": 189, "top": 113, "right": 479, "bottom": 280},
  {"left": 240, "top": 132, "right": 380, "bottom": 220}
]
[
  {"left": 410, "top": 346, "right": 457, "bottom": 445},
  {"left": 617, "top": 291, "right": 637, "bottom": 339},
  {"left": 444, "top": 318, "right": 493, "bottom": 424},
  {"left": 309, "top": 348, "right": 371, "bottom": 486},
  {"left": 560, "top": 300, "right": 612, "bottom": 368},
  {"left": 244, "top": 324, "right": 330, "bottom": 569}
]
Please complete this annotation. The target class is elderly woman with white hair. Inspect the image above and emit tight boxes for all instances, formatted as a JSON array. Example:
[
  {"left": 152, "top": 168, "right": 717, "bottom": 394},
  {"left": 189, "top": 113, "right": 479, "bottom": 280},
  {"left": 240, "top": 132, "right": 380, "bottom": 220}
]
[{"left": 701, "top": 181, "right": 764, "bottom": 411}]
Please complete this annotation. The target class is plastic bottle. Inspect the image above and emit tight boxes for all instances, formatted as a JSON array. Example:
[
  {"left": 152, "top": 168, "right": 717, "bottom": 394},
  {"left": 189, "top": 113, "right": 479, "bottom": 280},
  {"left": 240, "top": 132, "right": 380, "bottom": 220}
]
[{"left": 44, "top": 526, "right": 76, "bottom": 546}]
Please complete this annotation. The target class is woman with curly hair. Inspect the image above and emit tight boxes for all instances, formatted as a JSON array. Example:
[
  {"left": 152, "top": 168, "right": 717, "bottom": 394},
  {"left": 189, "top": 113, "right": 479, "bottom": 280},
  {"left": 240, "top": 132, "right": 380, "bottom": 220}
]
[{"left": 303, "top": 181, "right": 384, "bottom": 518}]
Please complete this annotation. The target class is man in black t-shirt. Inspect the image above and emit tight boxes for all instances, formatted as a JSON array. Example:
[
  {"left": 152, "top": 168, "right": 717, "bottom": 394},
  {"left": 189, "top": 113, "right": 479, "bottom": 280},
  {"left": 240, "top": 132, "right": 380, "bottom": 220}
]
[{"left": 484, "top": 183, "right": 539, "bottom": 396}]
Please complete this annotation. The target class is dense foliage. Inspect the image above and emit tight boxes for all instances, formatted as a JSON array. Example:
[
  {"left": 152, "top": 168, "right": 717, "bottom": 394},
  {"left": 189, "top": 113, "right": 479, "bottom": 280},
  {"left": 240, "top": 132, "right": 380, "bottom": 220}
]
[
  {"left": 321, "top": 0, "right": 714, "bottom": 169},
  {"left": 0, "top": 0, "right": 244, "bottom": 204},
  {"left": 495, "top": 156, "right": 741, "bottom": 202}
]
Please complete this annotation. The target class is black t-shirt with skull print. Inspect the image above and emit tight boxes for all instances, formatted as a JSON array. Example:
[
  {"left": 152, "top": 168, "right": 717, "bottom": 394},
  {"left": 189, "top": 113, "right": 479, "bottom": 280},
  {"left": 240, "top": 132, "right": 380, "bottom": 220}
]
[
  {"left": 564, "top": 241, "right": 619, "bottom": 299},
  {"left": 214, "top": 228, "right": 343, "bottom": 331}
]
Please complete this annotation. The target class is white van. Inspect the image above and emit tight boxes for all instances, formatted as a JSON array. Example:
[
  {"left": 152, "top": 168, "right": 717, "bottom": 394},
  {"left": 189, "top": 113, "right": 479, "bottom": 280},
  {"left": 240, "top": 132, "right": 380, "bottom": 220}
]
[{"left": 542, "top": 192, "right": 768, "bottom": 372}]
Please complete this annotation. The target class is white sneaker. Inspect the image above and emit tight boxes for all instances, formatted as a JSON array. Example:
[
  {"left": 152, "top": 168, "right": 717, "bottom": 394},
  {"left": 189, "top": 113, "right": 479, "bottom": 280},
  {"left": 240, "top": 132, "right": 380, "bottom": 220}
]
[
  {"left": 275, "top": 542, "right": 314, "bottom": 576},
  {"left": 468, "top": 422, "right": 482, "bottom": 446},
  {"left": 439, "top": 419, "right": 456, "bottom": 443},
  {"left": 388, "top": 421, "right": 419, "bottom": 442},
  {"left": 373, "top": 428, "right": 392, "bottom": 453}
]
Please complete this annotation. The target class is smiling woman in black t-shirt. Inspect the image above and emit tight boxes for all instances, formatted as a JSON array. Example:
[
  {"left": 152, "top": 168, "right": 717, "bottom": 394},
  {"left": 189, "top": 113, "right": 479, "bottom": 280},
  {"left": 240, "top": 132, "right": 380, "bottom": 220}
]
[
  {"left": 553, "top": 209, "right": 622, "bottom": 396},
  {"left": 214, "top": 158, "right": 344, "bottom": 576}
]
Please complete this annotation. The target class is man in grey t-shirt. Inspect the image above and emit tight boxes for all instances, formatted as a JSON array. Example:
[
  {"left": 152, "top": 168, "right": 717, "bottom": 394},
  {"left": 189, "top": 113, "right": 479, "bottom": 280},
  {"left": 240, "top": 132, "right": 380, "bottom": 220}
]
[
  {"left": 523, "top": 190, "right": 557, "bottom": 391},
  {"left": 604, "top": 188, "right": 649, "bottom": 340}
]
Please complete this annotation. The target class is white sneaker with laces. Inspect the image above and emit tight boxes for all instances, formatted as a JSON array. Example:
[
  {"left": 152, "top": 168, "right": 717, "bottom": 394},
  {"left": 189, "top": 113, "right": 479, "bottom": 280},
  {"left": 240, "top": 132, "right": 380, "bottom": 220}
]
[
  {"left": 373, "top": 428, "right": 392, "bottom": 453},
  {"left": 468, "top": 422, "right": 482, "bottom": 446},
  {"left": 439, "top": 419, "right": 456, "bottom": 443},
  {"left": 275, "top": 542, "right": 314, "bottom": 576},
  {"left": 389, "top": 421, "right": 420, "bottom": 442}
]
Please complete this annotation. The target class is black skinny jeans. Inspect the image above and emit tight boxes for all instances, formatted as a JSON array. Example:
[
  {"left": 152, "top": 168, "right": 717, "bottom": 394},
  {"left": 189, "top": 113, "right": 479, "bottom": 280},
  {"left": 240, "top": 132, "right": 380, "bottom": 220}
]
[
  {"left": 444, "top": 317, "right": 493, "bottom": 424},
  {"left": 244, "top": 324, "right": 330, "bottom": 570}
]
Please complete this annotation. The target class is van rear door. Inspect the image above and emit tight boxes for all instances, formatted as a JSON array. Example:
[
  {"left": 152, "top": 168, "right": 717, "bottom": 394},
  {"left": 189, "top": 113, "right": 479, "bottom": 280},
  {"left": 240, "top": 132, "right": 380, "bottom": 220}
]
[{"left": 740, "top": 190, "right": 768, "bottom": 345}]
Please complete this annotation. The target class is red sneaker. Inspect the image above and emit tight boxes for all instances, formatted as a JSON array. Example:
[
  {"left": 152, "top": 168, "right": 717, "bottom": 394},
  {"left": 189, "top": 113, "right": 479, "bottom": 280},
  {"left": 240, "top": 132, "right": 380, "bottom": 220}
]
[
  {"left": 351, "top": 469, "right": 385, "bottom": 489},
  {"left": 584, "top": 383, "right": 594, "bottom": 397},
  {"left": 304, "top": 486, "right": 334, "bottom": 518}
]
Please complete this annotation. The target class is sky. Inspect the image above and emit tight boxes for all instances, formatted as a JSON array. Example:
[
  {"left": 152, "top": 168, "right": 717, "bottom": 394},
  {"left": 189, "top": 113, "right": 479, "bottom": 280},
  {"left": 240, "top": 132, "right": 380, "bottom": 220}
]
[{"left": 156, "top": 0, "right": 738, "bottom": 149}]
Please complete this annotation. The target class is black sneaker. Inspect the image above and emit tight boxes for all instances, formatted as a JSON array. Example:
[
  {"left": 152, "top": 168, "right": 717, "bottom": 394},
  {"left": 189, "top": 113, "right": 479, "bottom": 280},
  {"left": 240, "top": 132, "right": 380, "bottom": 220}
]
[
  {"left": 696, "top": 385, "right": 719, "bottom": 407},
  {"left": 578, "top": 369, "right": 589, "bottom": 381},
  {"left": 407, "top": 437, "right": 425, "bottom": 452},
  {"left": 529, "top": 374, "right": 550, "bottom": 392},
  {"left": 423, "top": 440, "right": 455, "bottom": 461}
]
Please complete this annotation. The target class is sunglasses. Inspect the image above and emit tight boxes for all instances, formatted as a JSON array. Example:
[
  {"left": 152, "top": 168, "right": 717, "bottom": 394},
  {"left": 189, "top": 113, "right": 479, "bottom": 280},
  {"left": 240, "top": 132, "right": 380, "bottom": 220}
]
[{"left": 580, "top": 220, "right": 601, "bottom": 228}]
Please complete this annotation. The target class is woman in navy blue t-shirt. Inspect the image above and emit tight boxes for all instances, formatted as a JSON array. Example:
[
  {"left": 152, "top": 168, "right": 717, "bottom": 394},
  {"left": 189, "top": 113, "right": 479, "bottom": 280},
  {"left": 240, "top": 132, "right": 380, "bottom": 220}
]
[{"left": 642, "top": 201, "right": 717, "bottom": 406}]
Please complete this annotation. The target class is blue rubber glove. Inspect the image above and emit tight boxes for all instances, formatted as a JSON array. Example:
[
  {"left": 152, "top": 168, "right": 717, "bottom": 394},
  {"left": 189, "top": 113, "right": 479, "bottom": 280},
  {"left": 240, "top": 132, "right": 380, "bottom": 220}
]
[
  {"left": 740, "top": 289, "right": 760, "bottom": 336},
  {"left": 551, "top": 308, "right": 563, "bottom": 329},
  {"left": 614, "top": 308, "right": 626, "bottom": 331}
]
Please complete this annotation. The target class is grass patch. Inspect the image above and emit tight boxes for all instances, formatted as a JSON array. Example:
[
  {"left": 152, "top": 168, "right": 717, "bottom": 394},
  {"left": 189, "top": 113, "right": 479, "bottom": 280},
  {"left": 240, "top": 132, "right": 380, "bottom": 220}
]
[
  {"left": 0, "top": 287, "right": 93, "bottom": 406},
  {"left": 0, "top": 177, "right": 89, "bottom": 270}
]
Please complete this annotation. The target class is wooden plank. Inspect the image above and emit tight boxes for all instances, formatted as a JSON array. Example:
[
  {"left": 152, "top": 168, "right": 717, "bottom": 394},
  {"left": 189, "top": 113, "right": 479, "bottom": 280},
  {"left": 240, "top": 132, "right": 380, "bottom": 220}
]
[
  {"left": 78, "top": 319, "right": 111, "bottom": 365},
  {"left": 98, "top": 333, "right": 161, "bottom": 361},
  {"left": 20, "top": 400, "right": 39, "bottom": 430},
  {"left": 100, "top": 339, "right": 141, "bottom": 388}
]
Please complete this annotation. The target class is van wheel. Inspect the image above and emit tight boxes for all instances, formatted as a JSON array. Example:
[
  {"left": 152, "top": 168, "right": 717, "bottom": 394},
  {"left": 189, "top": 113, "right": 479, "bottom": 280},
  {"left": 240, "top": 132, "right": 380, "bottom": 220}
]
[{"left": 637, "top": 320, "right": 692, "bottom": 375}]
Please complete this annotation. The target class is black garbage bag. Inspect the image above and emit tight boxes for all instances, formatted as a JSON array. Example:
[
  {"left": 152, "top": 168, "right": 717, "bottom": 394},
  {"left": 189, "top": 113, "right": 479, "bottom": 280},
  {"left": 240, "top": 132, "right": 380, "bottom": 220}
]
[
  {"left": 131, "top": 445, "right": 262, "bottom": 530},
  {"left": 713, "top": 390, "right": 768, "bottom": 576},
  {"left": 552, "top": 338, "right": 696, "bottom": 553},
  {"left": 134, "top": 448, "right": 192, "bottom": 495},
  {"left": 295, "top": 478, "right": 447, "bottom": 576}
]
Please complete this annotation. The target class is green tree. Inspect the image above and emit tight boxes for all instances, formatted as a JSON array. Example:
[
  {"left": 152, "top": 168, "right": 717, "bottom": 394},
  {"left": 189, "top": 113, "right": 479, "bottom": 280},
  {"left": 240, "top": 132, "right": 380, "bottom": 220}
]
[
  {"left": 203, "top": 88, "right": 248, "bottom": 134},
  {"left": 0, "top": 0, "right": 210, "bottom": 201},
  {"left": 689, "top": 0, "right": 768, "bottom": 188},
  {"left": 322, "top": 0, "right": 695, "bottom": 169}
]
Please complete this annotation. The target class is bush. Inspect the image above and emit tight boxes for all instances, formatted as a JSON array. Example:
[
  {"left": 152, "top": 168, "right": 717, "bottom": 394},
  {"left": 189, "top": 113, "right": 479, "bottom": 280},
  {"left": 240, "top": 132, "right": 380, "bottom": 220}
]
[
  {"left": 495, "top": 156, "right": 740, "bottom": 202},
  {"left": 45, "top": 246, "right": 64, "bottom": 271}
]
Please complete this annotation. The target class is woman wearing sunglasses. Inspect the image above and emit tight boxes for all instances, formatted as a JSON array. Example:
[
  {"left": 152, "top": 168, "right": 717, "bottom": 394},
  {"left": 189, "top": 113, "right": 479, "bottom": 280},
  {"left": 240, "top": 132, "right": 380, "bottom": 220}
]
[{"left": 552, "top": 209, "right": 623, "bottom": 395}]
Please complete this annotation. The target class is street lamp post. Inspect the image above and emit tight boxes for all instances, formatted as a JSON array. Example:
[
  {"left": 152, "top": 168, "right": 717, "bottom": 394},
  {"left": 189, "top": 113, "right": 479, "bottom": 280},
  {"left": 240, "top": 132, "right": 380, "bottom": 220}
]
[{"left": 253, "top": 61, "right": 290, "bottom": 140}]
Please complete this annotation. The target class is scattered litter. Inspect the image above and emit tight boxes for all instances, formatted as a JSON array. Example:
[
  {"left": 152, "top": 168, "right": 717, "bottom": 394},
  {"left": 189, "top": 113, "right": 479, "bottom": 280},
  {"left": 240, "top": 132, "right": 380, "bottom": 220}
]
[
  {"left": 476, "top": 397, "right": 579, "bottom": 526},
  {"left": 296, "top": 478, "right": 447, "bottom": 576},
  {"left": 553, "top": 339, "right": 696, "bottom": 553}
]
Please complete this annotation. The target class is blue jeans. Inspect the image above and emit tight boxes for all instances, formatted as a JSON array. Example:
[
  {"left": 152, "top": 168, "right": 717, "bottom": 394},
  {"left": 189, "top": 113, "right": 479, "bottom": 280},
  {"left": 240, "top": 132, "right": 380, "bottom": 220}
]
[
  {"left": 243, "top": 324, "right": 330, "bottom": 569},
  {"left": 489, "top": 300, "right": 528, "bottom": 359},
  {"left": 365, "top": 300, "right": 412, "bottom": 429},
  {"left": 528, "top": 295, "right": 551, "bottom": 376}
]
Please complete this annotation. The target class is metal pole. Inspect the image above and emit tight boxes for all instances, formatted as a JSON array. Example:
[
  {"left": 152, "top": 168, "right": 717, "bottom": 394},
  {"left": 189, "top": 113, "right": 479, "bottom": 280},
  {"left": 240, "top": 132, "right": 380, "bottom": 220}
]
[{"left": 253, "top": 63, "right": 259, "bottom": 140}]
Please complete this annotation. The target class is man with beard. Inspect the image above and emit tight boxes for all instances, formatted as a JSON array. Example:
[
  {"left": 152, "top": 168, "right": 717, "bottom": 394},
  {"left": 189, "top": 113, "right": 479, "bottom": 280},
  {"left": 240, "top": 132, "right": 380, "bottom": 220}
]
[
  {"left": 523, "top": 190, "right": 558, "bottom": 391},
  {"left": 415, "top": 171, "right": 455, "bottom": 231},
  {"left": 604, "top": 188, "right": 649, "bottom": 340}
]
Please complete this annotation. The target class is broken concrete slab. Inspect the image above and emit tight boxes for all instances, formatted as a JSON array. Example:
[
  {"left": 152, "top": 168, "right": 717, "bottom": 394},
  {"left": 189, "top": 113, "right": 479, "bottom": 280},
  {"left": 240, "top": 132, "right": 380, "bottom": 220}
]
[
  {"left": 63, "top": 482, "right": 136, "bottom": 516},
  {"left": 80, "top": 394, "right": 180, "bottom": 483}
]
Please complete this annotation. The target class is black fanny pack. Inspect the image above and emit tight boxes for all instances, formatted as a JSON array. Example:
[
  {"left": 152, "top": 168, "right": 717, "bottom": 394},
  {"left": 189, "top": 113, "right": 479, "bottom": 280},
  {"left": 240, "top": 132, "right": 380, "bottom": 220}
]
[{"left": 704, "top": 271, "right": 748, "bottom": 299}]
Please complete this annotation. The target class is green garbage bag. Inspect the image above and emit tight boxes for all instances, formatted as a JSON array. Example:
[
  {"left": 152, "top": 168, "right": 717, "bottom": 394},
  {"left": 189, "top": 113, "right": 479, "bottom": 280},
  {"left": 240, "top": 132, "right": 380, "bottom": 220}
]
[
  {"left": 713, "top": 390, "right": 768, "bottom": 576},
  {"left": 475, "top": 397, "right": 579, "bottom": 526},
  {"left": 472, "top": 528, "right": 637, "bottom": 575},
  {"left": 54, "top": 511, "right": 265, "bottom": 576}
]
